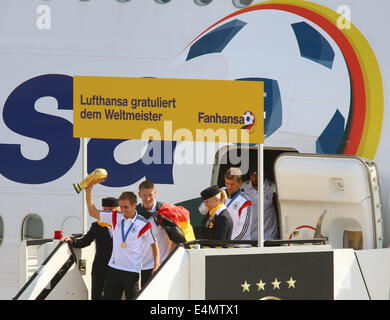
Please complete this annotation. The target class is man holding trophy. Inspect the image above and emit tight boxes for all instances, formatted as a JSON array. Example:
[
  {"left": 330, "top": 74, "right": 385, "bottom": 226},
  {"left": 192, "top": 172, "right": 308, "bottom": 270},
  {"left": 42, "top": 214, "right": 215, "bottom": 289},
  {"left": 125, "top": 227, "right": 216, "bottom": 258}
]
[
  {"left": 61, "top": 196, "right": 119, "bottom": 300},
  {"left": 77, "top": 169, "right": 160, "bottom": 300}
]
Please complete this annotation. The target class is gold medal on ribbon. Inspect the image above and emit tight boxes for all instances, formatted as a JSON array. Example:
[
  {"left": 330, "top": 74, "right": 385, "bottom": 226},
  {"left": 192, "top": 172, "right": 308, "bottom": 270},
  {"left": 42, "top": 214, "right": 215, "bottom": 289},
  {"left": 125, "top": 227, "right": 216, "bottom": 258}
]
[{"left": 120, "top": 214, "right": 138, "bottom": 250}]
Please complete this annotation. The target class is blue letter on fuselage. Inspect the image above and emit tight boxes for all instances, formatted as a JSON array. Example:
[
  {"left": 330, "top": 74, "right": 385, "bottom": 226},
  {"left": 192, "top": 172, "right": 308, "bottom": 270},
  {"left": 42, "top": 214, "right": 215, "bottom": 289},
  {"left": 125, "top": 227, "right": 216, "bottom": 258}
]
[{"left": 0, "top": 74, "right": 80, "bottom": 183}]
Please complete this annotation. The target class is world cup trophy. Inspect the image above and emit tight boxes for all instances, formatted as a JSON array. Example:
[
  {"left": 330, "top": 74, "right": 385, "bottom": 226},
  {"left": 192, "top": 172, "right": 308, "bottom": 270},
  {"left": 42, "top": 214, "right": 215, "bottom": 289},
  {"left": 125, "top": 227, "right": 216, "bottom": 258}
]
[{"left": 73, "top": 168, "right": 108, "bottom": 194}]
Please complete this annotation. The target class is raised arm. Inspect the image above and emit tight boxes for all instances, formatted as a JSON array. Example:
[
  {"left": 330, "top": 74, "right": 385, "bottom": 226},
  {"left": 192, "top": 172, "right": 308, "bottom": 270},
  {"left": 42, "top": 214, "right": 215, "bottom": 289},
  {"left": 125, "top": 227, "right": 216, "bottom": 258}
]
[{"left": 85, "top": 185, "right": 100, "bottom": 220}]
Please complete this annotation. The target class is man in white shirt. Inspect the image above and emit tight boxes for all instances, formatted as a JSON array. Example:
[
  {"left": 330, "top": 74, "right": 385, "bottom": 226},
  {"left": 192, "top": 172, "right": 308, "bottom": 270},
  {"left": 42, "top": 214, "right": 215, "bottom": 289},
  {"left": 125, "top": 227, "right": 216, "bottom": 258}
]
[
  {"left": 136, "top": 180, "right": 175, "bottom": 287},
  {"left": 223, "top": 167, "right": 252, "bottom": 241},
  {"left": 85, "top": 185, "right": 160, "bottom": 300},
  {"left": 243, "top": 169, "right": 279, "bottom": 241}
]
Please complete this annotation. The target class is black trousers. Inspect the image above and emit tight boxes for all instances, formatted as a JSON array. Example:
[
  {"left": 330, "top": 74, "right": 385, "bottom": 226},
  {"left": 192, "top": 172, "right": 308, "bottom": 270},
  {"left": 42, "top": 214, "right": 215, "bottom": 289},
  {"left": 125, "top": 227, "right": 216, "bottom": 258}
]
[
  {"left": 140, "top": 269, "right": 153, "bottom": 288},
  {"left": 91, "top": 272, "right": 105, "bottom": 300},
  {"left": 103, "top": 266, "right": 139, "bottom": 300}
]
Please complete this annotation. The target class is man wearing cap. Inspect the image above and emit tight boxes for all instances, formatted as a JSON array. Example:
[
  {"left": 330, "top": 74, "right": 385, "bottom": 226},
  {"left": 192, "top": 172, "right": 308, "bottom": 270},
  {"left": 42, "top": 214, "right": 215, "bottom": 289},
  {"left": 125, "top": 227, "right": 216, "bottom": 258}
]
[
  {"left": 61, "top": 196, "right": 120, "bottom": 300},
  {"left": 200, "top": 185, "right": 233, "bottom": 241},
  {"left": 243, "top": 169, "right": 279, "bottom": 241}
]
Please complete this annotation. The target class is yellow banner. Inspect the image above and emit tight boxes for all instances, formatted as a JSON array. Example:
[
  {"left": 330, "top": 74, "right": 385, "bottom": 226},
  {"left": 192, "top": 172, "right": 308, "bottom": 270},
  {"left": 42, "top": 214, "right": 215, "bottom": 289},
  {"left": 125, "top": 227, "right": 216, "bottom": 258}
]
[{"left": 73, "top": 76, "right": 263, "bottom": 144}]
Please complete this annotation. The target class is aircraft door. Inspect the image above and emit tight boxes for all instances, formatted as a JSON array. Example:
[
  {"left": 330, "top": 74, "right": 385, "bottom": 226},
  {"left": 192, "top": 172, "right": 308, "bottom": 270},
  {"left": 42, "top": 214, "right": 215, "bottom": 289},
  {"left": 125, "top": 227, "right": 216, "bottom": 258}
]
[{"left": 274, "top": 153, "right": 384, "bottom": 250}]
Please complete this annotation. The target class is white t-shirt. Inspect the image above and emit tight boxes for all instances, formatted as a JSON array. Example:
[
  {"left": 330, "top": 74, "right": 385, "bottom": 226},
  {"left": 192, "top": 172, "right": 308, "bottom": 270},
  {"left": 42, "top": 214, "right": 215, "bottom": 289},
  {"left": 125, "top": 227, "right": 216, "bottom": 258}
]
[
  {"left": 223, "top": 188, "right": 252, "bottom": 241},
  {"left": 100, "top": 210, "right": 156, "bottom": 273},
  {"left": 243, "top": 178, "right": 279, "bottom": 241},
  {"left": 140, "top": 202, "right": 172, "bottom": 270}
]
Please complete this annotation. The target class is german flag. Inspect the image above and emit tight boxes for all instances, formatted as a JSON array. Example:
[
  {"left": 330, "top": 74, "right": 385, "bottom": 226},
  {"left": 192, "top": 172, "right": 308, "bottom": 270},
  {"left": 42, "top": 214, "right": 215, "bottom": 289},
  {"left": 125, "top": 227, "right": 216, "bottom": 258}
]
[{"left": 158, "top": 203, "right": 196, "bottom": 242}]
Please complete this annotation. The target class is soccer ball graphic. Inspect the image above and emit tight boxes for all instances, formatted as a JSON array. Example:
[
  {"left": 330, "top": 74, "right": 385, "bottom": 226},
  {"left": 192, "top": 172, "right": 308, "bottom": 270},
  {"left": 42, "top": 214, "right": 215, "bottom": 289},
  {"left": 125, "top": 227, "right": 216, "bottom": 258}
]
[
  {"left": 165, "top": 8, "right": 351, "bottom": 154},
  {"left": 242, "top": 111, "right": 255, "bottom": 130}
]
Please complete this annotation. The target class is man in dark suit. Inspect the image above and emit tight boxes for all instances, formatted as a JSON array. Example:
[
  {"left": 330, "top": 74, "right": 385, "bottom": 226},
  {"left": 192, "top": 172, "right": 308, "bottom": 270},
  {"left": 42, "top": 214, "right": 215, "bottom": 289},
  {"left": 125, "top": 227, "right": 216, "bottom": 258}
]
[
  {"left": 62, "top": 197, "right": 119, "bottom": 300},
  {"left": 200, "top": 185, "right": 233, "bottom": 241}
]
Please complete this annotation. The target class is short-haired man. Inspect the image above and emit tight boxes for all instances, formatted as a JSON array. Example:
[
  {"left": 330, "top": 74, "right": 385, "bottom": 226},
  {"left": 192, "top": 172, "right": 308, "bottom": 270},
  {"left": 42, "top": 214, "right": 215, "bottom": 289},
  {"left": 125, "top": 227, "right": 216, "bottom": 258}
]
[
  {"left": 62, "top": 197, "right": 119, "bottom": 300},
  {"left": 224, "top": 167, "right": 252, "bottom": 241},
  {"left": 85, "top": 185, "right": 160, "bottom": 300},
  {"left": 136, "top": 180, "right": 175, "bottom": 287}
]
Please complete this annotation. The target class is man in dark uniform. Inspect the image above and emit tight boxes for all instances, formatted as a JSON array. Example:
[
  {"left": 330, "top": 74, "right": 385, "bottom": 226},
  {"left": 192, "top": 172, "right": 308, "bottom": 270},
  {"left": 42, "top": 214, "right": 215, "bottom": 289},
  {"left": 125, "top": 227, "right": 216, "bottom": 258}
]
[
  {"left": 62, "top": 197, "right": 119, "bottom": 300},
  {"left": 200, "top": 185, "right": 233, "bottom": 241}
]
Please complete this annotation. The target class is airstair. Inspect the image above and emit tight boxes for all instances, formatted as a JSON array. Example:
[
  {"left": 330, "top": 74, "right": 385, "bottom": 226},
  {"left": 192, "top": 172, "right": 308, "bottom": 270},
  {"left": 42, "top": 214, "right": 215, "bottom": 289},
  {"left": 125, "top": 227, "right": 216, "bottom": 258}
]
[{"left": 14, "top": 240, "right": 88, "bottom": 300}]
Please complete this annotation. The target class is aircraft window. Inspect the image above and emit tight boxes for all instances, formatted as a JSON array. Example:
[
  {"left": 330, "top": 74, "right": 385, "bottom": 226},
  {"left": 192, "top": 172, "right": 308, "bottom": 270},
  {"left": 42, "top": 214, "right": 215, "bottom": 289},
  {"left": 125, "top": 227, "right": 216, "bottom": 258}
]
[
  {"left": 0, "top": 216, "right": 3, "bottom": 246},
  {"left": 155, "top": 0, "right": 171, "bottom": 4},
  {"left": 22, "top": 214, "right": 44, "bottom": 240},
  {"left": 194, "top": 0, "right": 213, "bottom": 5},
  {"left": 232, "top": 0, "right": 253, "bottom": 8},
  {"left": 116, "top": 0, "right": 131, "bottom": 2}
]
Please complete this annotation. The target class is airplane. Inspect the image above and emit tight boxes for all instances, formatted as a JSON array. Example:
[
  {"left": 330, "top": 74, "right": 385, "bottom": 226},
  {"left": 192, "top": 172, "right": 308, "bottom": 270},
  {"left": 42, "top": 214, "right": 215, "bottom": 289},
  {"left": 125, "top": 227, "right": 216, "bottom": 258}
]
[{"left": 1, "top": 0, "right": 389, "bottom": 300}]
